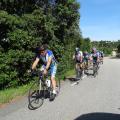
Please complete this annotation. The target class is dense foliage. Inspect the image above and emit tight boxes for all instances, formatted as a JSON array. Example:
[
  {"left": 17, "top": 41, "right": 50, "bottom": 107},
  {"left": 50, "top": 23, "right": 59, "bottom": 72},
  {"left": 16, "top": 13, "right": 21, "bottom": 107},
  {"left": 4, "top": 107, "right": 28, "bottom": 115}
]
[
  {"left": 0, "top": 0, "right": 83, "bottom": 89},
  {"left": 117, "top": 41, "right": 120, "bottom": 53},
  {"left": 92, "top": 40, "right": 120, "bottom": 55},
  {"left": 81, "top": 38, "right": 91, "bottom": 52}
]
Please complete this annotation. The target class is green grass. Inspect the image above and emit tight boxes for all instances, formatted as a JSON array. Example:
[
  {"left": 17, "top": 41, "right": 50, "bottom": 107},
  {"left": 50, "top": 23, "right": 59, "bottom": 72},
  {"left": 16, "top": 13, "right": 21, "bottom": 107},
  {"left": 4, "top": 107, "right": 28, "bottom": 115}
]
[
  {"left": 56, "top": 69, "right": 75, "bottom": 80},
  {"left": 0, "top": 69, "right": 75, "bottom": 104},
  {"left": 0, "top": 83, "right": 32, "bottom": 104},
  {"left": 64, "top": 69, "right": 75, "bottom": 77}
]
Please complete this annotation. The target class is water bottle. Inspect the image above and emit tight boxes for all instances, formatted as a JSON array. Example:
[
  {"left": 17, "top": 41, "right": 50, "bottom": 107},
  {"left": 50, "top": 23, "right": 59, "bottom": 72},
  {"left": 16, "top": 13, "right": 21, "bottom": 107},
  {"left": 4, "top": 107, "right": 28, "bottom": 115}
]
[{"left": 45, "top": 79, "right": 51, "bottom": 87}]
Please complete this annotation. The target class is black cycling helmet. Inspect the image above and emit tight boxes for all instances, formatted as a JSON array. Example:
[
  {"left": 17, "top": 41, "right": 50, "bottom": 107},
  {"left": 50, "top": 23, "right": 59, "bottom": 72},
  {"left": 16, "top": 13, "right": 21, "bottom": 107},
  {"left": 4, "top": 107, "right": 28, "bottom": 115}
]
[{"left": 38, "top": 44, "right": 48, "bottom": 51}]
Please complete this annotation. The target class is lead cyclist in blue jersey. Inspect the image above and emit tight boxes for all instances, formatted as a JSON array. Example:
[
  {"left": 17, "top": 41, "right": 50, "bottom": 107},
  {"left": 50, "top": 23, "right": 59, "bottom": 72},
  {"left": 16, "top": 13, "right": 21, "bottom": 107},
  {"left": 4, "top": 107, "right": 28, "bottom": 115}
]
[{"left": 31, "top": 44, "right": 57, "bottom": 101}]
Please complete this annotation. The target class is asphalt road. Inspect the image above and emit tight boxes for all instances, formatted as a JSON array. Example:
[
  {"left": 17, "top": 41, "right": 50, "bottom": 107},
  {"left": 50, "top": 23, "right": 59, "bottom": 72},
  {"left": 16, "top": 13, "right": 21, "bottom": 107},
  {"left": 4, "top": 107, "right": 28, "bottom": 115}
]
[{"left": 1, "top": 57, "right": 120, "bottom": 120}]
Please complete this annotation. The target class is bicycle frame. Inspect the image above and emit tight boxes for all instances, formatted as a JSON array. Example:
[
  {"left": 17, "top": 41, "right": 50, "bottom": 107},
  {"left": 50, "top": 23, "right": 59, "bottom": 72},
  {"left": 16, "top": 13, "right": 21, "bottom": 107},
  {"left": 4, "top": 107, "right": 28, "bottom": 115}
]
[{"left": 93, "top": 61, "right": 99, "bottom": 77}]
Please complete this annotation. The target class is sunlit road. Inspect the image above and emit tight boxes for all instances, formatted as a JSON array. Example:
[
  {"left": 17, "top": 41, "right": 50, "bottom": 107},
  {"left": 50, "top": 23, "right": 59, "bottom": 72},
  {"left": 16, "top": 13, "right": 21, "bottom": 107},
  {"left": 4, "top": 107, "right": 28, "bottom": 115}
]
[{"left": 1, "top": 57, "right": 120, "bottom": 120}]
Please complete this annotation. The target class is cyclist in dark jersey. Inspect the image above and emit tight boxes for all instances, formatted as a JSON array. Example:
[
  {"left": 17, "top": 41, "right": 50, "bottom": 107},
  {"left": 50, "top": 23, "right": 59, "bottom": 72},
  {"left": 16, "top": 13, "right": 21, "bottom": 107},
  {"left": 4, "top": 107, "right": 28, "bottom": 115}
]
[
  {"left": 99, "top": 51, "right": 104, "bottom": 64},
  {"left": 83, "top": 51, "right": 90, "bottom": 69},
  {"left": 90, "top": 47, "right": 100, "bottom": 64}
]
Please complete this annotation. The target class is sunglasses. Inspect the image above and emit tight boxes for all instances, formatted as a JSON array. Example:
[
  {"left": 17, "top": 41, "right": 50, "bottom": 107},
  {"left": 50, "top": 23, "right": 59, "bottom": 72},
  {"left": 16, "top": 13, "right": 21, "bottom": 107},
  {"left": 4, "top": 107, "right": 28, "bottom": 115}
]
[{"left": 40, "top": 50, "right": 45, "bottom": 54}]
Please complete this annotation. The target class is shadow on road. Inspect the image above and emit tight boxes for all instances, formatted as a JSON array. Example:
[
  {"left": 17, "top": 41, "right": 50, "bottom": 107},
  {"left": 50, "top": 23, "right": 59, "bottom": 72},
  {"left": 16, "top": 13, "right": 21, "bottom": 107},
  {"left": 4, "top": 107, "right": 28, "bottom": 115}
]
[
  {"left": 66, "top": 77, "right": 79, "bottom": 82},
  {"left": 74, "top": 112, "right": 120, "bottom": 120},
  {"left": 65, "top": 70, "right": 95, "bottom": 82},
  {"left": 28, "top": 90, "right": 49, "bottom": 110},
  {"left": 110, "top": 57, "right": 120, "bottom": 59}
]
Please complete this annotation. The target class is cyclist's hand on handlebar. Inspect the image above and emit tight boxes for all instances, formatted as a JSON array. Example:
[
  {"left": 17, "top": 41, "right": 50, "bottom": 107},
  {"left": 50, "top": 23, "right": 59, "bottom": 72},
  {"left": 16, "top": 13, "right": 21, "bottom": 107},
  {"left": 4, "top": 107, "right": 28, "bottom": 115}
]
[
  {"left": 27, "top": 69, "right": 35, "bottom": 75},
  {"left": 28, "top": 69, "right": 33, "bottom": 73}
]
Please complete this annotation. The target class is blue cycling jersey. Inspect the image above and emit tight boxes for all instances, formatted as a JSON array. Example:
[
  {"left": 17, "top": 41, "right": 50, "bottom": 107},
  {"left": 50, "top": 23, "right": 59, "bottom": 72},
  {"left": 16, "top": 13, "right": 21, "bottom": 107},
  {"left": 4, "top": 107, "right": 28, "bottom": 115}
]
[{"left": 37, "top": 50, "right": 57, "bottom": 68}]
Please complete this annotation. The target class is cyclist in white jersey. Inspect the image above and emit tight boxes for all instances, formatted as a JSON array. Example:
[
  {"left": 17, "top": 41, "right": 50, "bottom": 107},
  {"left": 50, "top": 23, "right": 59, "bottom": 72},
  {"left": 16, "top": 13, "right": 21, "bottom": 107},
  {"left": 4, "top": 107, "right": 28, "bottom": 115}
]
[{"left": 73, "top": 47, "right": 83, "bottom": 78}]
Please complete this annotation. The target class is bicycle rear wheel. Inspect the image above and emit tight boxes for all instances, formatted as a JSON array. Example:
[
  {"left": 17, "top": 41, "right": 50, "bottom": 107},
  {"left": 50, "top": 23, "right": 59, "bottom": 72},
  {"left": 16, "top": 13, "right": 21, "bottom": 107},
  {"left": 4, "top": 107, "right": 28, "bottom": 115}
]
[{"left": 28, "top": 80, "right": 44, "bottom": 109}]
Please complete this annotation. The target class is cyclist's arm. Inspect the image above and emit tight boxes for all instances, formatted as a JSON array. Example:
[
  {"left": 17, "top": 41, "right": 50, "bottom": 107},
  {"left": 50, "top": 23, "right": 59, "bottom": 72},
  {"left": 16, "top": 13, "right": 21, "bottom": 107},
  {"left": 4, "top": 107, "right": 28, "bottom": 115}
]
[
  {"left": 73, "top": 54, "right": 75, "bottom": 60},
  {"left": 79, "top": 51, "right": 83, "bottom": 62},
  {"left": 31, "top": 57, "right": 40, "bottom": 70},
  {"left": 45, "top": 56, "right": 52, "bottom": 70},
  {"left": 89, "top": 54, "right": 93, "bottom": 61},
  {"left": 97, "top": 54, "right": 100, "bottom": 62}
]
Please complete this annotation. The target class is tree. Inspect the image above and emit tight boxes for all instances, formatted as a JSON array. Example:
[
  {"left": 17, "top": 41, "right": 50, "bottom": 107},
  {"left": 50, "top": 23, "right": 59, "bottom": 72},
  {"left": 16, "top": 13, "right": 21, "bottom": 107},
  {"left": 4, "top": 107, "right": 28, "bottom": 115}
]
[
  {"left": 0, "top": 0, "right": 82, "bottom": 89},
  {"left": 117, "top": 44, "right": 120, "bottom": 53},
  {"left": 81, "top": 38, "right": 91, "bottom": 52}
]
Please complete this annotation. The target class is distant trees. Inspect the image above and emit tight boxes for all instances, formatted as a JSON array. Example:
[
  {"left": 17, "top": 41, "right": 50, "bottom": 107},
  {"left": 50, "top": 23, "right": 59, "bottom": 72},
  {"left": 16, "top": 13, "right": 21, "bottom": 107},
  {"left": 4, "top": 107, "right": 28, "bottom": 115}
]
[
  {"left": 117, "top": 40, "right": 120, "bottom": 53},
  {"left": 91, "top": 40, "right": 120, "bottom": 55}
]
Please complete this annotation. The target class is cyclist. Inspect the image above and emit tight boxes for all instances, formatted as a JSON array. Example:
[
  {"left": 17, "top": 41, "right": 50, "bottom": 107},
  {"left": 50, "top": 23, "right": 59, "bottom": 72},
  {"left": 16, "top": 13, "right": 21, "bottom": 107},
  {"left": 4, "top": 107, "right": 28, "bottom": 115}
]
[
  {"left": 73, "top": 47, "right": 83, "bottom": 78},
  {"left": 83, "top": 51, "right": 90, "bottom": 70},
  {"left": 99, "top": 51, "right": 104, "bottom": 64},
  {"left": 90, "top": 47, "right": 100, "bottom": 65},
  {"left": 97, "top": 50, "right": 101, "bottom": 64},
  {"left": 31, "top": 44, "right": 57, "bottom": 101}
]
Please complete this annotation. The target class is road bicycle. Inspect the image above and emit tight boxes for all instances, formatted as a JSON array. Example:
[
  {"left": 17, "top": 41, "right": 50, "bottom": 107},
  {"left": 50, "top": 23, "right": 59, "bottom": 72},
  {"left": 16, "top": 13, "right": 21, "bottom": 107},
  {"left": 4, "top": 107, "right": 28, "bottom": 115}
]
[
  {"left": 100, "top": 57, "right": 104, "bottom": 64},
  {"left": 93, "top": 61, "right": 99, "bottom": 77},
  {"left": 28, "top": 70, "right": 60, "bottom": 109},
  {"left": 76, "top": 63, "right": 84, "bottom": 80}
]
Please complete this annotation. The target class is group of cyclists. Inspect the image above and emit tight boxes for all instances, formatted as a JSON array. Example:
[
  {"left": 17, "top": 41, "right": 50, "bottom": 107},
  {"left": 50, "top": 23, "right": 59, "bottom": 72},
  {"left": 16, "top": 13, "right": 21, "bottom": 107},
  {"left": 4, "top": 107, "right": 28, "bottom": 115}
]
[
  {"left": 73, "top": 47, "right": 104, "bottom": 78},
  {"left": 30, "top": 44, "right": 104, "bottom": 101}
]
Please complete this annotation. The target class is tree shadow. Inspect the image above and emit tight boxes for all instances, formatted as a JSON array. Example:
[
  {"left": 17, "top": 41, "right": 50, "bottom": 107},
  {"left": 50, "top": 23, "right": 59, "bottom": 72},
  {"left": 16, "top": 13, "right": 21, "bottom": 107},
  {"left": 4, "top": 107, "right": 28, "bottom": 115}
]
[{"left": 74, "top": 112, "right": 120, "bottom": 120}]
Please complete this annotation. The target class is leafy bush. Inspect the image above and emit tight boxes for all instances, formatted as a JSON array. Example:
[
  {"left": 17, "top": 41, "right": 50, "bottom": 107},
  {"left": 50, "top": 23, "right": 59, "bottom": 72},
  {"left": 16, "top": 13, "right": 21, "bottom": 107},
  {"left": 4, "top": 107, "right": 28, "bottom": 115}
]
[{"left": 0, "top": 0, "right": 82, "bottom": 90}]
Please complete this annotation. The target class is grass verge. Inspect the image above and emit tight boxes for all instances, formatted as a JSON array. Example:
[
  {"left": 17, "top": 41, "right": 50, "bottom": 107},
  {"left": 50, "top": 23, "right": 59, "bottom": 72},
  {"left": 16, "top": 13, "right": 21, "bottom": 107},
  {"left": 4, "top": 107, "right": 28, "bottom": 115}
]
[
  {"left": 0, "top": 83, "right": 32, "bottom": 104},
  {"left": 0, "top": 69, "right": 75, "bottom": 104},
  {"left": 64, "top": 69, "right": 75, "bottom": 78}
]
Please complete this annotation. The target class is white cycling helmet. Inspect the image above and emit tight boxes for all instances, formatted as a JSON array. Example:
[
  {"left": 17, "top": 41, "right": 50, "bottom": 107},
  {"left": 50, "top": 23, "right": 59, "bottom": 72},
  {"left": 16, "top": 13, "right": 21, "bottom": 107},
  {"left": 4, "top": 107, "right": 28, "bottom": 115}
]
[
  {"left": 75, "top": 47, "right": 80, "bottom": 51},
  {"left": 92, "top": 47, "right": 96, "bottom": 51}
]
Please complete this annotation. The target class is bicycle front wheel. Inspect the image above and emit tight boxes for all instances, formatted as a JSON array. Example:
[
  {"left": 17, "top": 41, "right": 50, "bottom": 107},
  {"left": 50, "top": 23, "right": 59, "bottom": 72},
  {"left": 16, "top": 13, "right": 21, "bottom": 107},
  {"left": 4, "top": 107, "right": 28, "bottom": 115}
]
[{"left": 28, "top": 80, "right": 44, "bottom": 109}]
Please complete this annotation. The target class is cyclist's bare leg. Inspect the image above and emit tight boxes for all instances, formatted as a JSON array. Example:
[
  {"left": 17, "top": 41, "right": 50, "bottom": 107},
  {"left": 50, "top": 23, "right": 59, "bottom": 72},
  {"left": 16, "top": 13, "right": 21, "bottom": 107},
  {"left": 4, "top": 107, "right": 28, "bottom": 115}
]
[
  {"left": 87, "top": 61, "right": 90, "bottom": 69},
  {"left": 80, "top": 62, "right": 84, "bottom": 76},
  {"left": 51, "top": 76, "right": 56, "bottom": 94},
  {"left": 76, "top": 63, "right": 79, "bottom": 70},
  {"left": 75, "top": 63, "right": 81, "bottom": 79},
  {"left": 101, "top": 57, "right": 103, "bottom": 64},
  {"left": 84, "top": 61, "right": 87, "bottom": 69},
  {"left": 75, "top": 63, "right": 80, "bottom": 72}
]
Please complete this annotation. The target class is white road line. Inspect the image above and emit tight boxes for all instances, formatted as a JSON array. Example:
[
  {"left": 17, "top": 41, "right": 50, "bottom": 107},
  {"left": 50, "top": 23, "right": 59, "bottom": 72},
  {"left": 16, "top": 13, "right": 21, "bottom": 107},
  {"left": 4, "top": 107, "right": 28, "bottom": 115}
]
[
  {"left": 71, "top": 81, "right": 79, "bottom": 86},
  {"left": 82, "top": 75, "right": 87, "bottom": 79}
]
